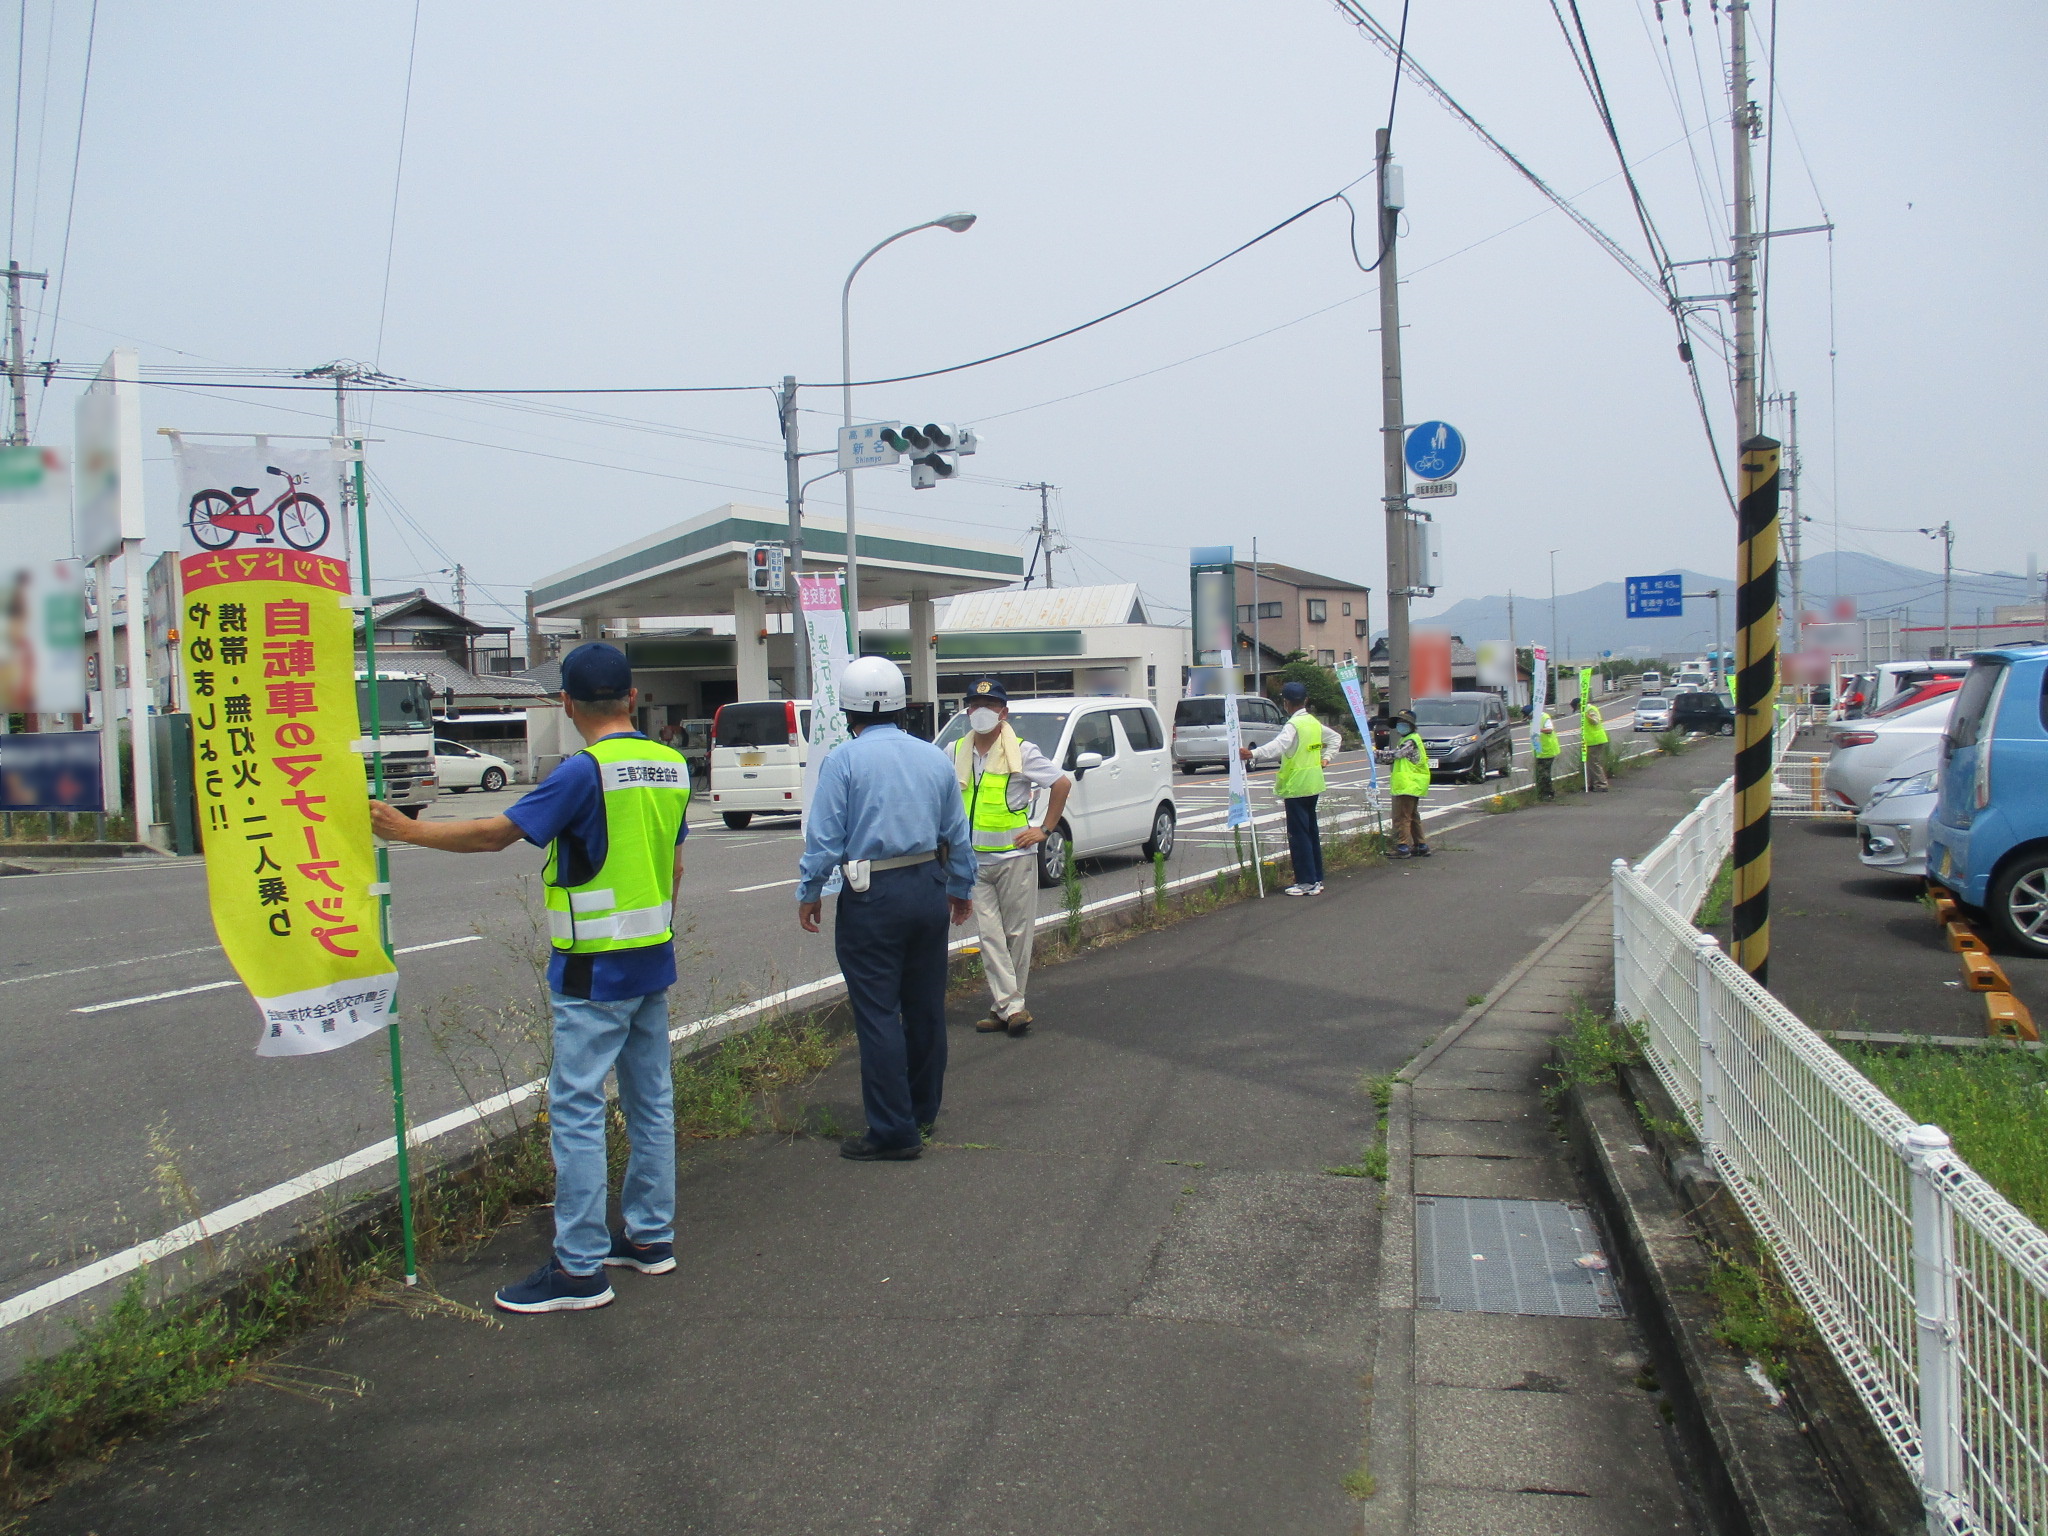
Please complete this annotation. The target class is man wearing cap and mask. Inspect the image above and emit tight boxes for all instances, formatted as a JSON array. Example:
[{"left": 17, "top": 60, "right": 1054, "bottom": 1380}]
[
  {"left": 1376, "top": 708, "right": 1432, "bottom": 858},
  {"left": 1241, "top": 678, "right": 1339, "bottom": 895},
  {"left": 797, "top": 656, "right": 979, "bottom": 1161},
  {"left": 369, "top": 641, "right": 689, "bottom": 1315},
  {"left": 951, "top": 677, "right": 1072, "bottom": 1036}
]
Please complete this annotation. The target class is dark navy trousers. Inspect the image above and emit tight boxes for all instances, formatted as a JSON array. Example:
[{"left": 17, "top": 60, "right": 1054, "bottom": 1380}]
[
  {"left": 1283, "top": 794, "right": 1324, "bottom": 886},
  {"left": 834, "top": 862, "right": 951, "bottom": 1149}
]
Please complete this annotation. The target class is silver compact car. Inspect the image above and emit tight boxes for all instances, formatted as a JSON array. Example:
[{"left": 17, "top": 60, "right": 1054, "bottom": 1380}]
[
  {"left": 1633, "top": 693, "right": 1672, "bottom": 732},
  {"left": 1857, "top": 747, "right": 1939, "bottom": 878},
  {"left": 1171, "top": 694, "right": 1284, "bottom": 773}
]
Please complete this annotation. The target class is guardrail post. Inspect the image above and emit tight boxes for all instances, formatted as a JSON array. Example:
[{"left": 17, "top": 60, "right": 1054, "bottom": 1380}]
[
  {"left": 1694, "top": 932, "right": 1728, "bottom": 1153},
  {"left": 1904, "top": 1123, "right": 1967, "bottom": 1533}
]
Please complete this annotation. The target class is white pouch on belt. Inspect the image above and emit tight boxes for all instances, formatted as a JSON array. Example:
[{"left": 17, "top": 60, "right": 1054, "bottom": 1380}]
[{"left": 843, "top": 859, "right": 871, "bottom": 893}]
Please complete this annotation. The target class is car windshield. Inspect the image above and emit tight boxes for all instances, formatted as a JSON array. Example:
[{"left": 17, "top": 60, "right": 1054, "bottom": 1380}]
[
  {"left": 714, "top": 702, "right": 790, "bottom": 747},
  {"left": 1869, "top": 680, "right": 1960, "bottom": 720},
  {"left": 935, "top": 709, "right": 1071, "bottom": 761},
  {"left": 1412, "top": 698, "right": 1485, "bottom": 727},
  {"left": 1637, "top": 694, "right": 1665, "bottom": 705},
  {"left": 1174, "top": 698, "right": 1226, "bottom": 727}
]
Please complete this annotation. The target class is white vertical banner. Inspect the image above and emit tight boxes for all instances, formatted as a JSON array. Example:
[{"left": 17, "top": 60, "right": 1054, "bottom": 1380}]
[
  {"left": 798, "top": 575, "right": 852, "bottom": 815},
  {"left": 1222, "top": 659, "right": 1251, "bottom": 830},
  {"left": 1335, "top": 661, "right": 1380, "bottom": 797},
  {"left": 1531, "top": 645, "right": 1550, "bottom": 741}
]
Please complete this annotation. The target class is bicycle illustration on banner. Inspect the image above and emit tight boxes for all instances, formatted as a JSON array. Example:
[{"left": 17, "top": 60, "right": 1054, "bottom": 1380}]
[{"left": 186, "top": 464, "right": 331, "bottom": 551}]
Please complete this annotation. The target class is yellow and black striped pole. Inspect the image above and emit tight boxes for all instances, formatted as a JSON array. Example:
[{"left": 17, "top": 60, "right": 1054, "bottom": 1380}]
[{"left": 1731, "top": 434, "right": 1782, "bottom": 981}]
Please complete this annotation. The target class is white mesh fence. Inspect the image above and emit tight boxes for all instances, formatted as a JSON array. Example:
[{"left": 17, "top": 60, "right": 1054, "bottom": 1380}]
[{"left": 1613, "top": 727, "right": 2048, "bottom": 1535}]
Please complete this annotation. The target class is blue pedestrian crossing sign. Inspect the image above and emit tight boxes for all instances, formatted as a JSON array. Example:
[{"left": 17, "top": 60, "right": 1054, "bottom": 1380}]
[
  {"left": 1626, "top": 575, "right": 1684, "bottom": 618},
  {"left": 1404, "top": 421, "right": 1465, "bottom": 481}
]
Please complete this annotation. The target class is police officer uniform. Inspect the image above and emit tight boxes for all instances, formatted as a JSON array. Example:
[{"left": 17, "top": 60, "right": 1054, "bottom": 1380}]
[{"left": 797, "top": 657, "right": 979, "bottom": 1161}]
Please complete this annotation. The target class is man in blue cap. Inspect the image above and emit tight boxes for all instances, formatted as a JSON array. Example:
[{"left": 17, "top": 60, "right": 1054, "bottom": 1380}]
[
  {"left": 370, "top": 641, "right": 690, "bottom": 1314},
  {"left": 1241, "top": 678, "right": 1338, "bottom": 895}
]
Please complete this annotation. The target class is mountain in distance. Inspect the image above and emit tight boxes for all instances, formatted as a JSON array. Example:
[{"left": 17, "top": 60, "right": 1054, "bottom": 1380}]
[{"left": 1412, "top": 552, "right": 2039, "bottom": 661}]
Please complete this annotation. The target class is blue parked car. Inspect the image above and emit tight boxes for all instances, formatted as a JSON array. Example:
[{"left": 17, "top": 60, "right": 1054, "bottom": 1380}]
[{"left": 1926, "top": 643, "right": 2048, "bottom": 956}]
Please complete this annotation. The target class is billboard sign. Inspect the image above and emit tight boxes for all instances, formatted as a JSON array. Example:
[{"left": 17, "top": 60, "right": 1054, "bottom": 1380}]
[
  {"left": 74, "top": 349, "right": 145, "bottom": 563},
  {"left": 1189, "top": 546, "right": 1235, "bottom": 668},
  {"left": 0, "top": 729, "right": 102, "bottom": 811}
]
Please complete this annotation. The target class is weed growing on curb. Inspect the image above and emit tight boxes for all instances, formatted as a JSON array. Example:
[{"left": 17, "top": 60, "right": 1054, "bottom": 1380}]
[
  {"left": 1328, "top": 1073, "right": 1397, "bottom": 1181},
  {"left": 1693, "top": 857, "right": 1735, "bottom": 929},
  {"left": 1543, "top": 1007, "right": 1644, "bottom": 1105},
  {"left": 1341, "top": 1462, "right": 1377, "bottom": 1499},
  {"left": 1061, "top": 842, "right": 1085, "bottom": 947},
  {"left": 1705, "top": 1244, "right": 1811, "bottom": 1385},
  {"left": 1656, "top": 729, "right": 1686, "bottom": 756}
]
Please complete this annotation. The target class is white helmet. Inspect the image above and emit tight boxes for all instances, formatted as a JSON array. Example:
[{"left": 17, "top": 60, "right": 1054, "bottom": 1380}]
[{"left": 840, "top": 655, "right": 907, "bottom": 716}]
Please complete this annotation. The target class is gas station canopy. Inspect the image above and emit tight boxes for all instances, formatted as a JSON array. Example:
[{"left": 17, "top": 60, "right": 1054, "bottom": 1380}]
[{"left": 529, "top": 503, "right": 1024, "bottom": 623}]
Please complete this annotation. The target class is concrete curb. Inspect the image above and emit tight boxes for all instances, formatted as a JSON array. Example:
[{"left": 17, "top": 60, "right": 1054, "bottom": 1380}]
[{"left": 1561, "top": 1063, "right": 1862, "bottom": 1536}]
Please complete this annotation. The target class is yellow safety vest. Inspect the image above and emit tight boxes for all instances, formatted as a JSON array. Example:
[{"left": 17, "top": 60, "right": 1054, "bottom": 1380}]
[
  {"left": 955, "top": 737, "right": 1030, "bottom": 855},
  {"left": 1581, "top": 705, "right": 1609, "bottom": 746},
  {"left": 543, "top": 735, "right": 690, "bottom": 954},
  {"left": 1388, "top": 733, "right": 1430, "bottom": 797},
  {"left": 1274, "top": 712, "right": 1327, "bottom": 798}
]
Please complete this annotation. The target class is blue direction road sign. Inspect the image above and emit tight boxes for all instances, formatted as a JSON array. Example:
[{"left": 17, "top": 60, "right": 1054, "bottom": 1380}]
[
  {"left": 1404, "top": 421, "right": 1465, "bottom": 481},
  {"left": 1626, "top": 574, "right": 1684, "bottom": 618}
]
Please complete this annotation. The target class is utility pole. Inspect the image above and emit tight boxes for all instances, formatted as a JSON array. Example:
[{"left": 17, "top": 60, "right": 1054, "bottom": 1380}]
[
  {"left": 1920, "top": 521, "right": 1955, "bottom": 657},
  {"left": 452, "top": 564, "right": 467, "bottom": 618},
  {"left": 1375, "top": 127, "right": 1412, "bottom": 713},
  {"left": 1548, "top": 550, "right": 1560, "bottom": 701},
  {"left": 1250, "top": 537, "right": 1263, "bottom": 695},
  {"left": 1021, "top": 482, "right": 1061, "bottom": 588},
  {"left": 1766, "top": 390, "right": 1802, "bottom": 653},
  {"left": 4, "top": 262, "right": 47, "bottom": 446},
  {"left": 777, "top": 375, "right": 808, "bottom": 699},
  {"left": 1506, "top": 590, "right": 1519, "bottom": 710},
  {"left": 1731, "top": 4, "right": 1761, "bottom": 446}
]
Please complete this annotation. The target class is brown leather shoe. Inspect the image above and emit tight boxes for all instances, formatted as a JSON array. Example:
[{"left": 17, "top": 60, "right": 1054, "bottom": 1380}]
[
  {"left": 975, "top": 1011, "right": 1007, "bottom": 1033},
  {"left": 1006, "top": 1009, "right": 1033, "bottom": 1037}
]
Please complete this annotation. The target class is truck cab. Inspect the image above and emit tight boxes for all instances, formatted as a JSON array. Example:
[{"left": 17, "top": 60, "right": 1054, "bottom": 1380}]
[
  {"left": 356, "top": 670, "right": 440, "bottom": 819},
  {"left": 1926, "top": 644, "right": 2048, "bottom": 955}
]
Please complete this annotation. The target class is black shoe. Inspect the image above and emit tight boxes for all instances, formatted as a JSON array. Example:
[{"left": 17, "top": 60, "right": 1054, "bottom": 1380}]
[
  {"left": 1413, "top": 843, "right": 1432, "bottom": 857},
  {"left": 840, "top": 1134, "right": 921, "bottom": 1161}
]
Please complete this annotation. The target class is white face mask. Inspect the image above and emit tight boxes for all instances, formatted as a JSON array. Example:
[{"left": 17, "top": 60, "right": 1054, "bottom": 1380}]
[{"left": 968, "top": 707, "right": 1001, "bottom": 735}]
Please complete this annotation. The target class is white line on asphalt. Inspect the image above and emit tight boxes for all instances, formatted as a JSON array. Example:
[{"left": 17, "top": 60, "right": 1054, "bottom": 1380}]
[
  {"left": 3, "top": 744, "right": 1670, "bottom": 1331},
  {"left": 0, "top": 944, "right": 223, "bottom": 987},
  {"left": 730, "top": 877, "right": 800, "bottom": 893},
  {"left": 70, "top": 936, "right": 486, "bottom": 1014}
]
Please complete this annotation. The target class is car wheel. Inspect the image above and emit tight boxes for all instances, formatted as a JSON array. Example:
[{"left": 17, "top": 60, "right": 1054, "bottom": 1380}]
[
  {"left": 1988, "top": 852, "right": 2048, "bottom": 958},
  {"left": 1718, "top": 720, "right": 1735, "bottom": 736},
  {"left": 481, "top": 767, "right": 507, "bottom": 791},
  {"left": 1036, "top": 822, "right": 1072, "bottom": 888},
  {"left": 1142, "top": 804, "right": 1176, "bottom": 860},
  {"left": 722, "top": 811, "right": 753, "bottom": 830}
]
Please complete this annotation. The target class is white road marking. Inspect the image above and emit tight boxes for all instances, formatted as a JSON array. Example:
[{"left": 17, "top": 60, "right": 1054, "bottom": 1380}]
[
  {"left": 0, "top": 944, "right": 222, "bottom": 987},
  {"left": 71, "top": 936, "right": 485, "bottom": 1014},
  {"left": 730, "top": 877, "right": 800, "bottom": 893}
]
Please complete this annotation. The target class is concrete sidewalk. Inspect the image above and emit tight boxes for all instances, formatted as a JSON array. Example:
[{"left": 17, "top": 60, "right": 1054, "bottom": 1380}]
[{"left": 26, "top": 749, "right": 1727, "bottom": 1536}]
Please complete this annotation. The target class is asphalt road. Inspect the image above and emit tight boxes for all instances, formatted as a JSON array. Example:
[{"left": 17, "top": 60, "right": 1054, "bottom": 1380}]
[{"left": 0, "top": 701, "right": 1642, "bottom": 1320}]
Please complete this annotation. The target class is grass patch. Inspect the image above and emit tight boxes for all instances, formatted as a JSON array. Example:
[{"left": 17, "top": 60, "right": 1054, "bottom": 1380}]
[
  {"left": 1327, "top": 1072, "right": 1397, "bottom": 1181},
  {"left": 1543, "top": 1006, "right": 1643, "bottom": 1105},
  {"left": 672, "top": 1017, "right": 846, "bottom": 1139},
  {"left": 1835, "top": 1041, "right": 2048, "bottom": 1226},
  {"left": 1341, "top": 1462, "right": 1377, "bottom": 1499},
  {"left": 1705, "top": 1245, "right": 1810, "bottom": 1385},
  {"left": 1693, "top": 856, "right": 1735, "bottom": 929}
]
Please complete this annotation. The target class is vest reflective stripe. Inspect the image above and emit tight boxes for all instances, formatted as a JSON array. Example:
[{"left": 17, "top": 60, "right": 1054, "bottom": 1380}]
[
  {"left": 1273, "top": 713, "right": 1327, "bottom": 798},
  {"left": 956, "top": 739, "right": 1029, "bottom": 854},
  {"left": 1581, "top": 707, "right": 1609, "bottom": 746},
  {"left": 1389, "top": 738, "right": 1430, "bottom": 797},
  {"left": 543, "top": 736, "right": 690, "bottom": 955}
]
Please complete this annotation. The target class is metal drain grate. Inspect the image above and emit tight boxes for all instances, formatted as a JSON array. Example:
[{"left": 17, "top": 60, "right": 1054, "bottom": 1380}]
[{"left": 1415, "top": 1196, "right": 1623, "bottom": 1318}]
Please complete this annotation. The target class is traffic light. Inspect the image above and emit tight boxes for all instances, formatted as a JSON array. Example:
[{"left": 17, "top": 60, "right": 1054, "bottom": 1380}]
[
  {"left": 879, "top": 423, "right": 978, "bottom": 489},
  {"left": 748, "top": 542, "right": 785, "bottom": 592}
]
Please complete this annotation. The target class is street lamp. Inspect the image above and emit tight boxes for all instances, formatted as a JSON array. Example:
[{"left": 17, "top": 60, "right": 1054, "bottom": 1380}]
[
  {"left": 1548, "top": 549, "right": 1560, "bottom": 702},
  {"left": 840, "top": 212, "right": 977, "bottom": 650}
]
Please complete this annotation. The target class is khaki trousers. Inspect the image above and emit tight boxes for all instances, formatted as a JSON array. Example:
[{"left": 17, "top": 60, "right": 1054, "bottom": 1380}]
[
  {"left": 971, "top": 851, "right": 1038, "bottom": 1019},
  {"left": 1391, "top": 794, "right": 1424, "bottom": 847},
  {"left": 1586, "top": 746, "right": 1610, "bottom": 790}
]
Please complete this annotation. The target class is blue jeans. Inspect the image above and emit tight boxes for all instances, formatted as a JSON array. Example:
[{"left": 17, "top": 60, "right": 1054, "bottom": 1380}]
[
  {"left": 835, "top": 862, "right": 951, "bottom": 1149},
  {"left": 548, "top": 989, "right": 675, "bottom": 1274},
  {"left": 1284, "top": 794, "right": 1324, "bottom": 885}
]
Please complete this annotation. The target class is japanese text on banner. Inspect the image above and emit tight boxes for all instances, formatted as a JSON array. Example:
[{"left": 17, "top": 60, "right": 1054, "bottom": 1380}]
[{"left": 173, "top": 437, "right": 394, "bottom": 1057}]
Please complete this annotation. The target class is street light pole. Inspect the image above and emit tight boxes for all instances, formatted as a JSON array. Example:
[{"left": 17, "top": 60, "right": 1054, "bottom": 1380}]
[
  {"left": 1920, "top": 521, "right": 1954, "bottom": 657},
  {"left": 840, "top": 212, "right": 976, "bottom": 651},
  {"left": 1548, "top": 550, "right": 1560, "bottom": 702}
]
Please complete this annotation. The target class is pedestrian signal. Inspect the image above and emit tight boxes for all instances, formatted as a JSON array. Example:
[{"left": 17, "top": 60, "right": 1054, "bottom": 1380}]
[{"left": 748, "top": 542, "right": 785, "bottom": 592}]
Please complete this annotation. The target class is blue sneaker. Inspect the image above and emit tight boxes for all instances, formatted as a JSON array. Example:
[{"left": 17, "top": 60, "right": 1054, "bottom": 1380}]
[
  {"left": 493, "top": 1258, "right": 614, "bottom": 1314},
  {"left": 602, "top": 1233, "right": 677, "bottom": 1275}
]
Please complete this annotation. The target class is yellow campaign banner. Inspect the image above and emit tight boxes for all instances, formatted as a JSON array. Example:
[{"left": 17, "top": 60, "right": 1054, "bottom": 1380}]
[{"left": 172, "top": 437, "right": 395, "bottom": 1056}]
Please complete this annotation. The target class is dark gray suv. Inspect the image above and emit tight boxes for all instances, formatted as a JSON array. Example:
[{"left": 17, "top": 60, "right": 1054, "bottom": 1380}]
[{"left": 1413, "top": 692, "right": 1514, "bottom": 783}]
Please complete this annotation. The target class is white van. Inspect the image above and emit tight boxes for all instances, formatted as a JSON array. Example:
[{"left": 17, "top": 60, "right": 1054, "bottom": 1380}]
[
  {"left": 935, "top": 696, "right": 1176, "bottom": 888},
  {"left": 1639, "top": 669, "right": 1662, "bottom": 690},
  {"left": 707, "top": 699, "right": 813, "bottom": 829}
]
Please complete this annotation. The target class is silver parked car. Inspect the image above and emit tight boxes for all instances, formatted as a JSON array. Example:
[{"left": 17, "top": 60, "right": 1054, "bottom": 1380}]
[
  {"left": 1857, "top": 745, "right": 1939, "bottom": 878},
  {"left": 1821, "top": 694, "right": 1955, "bottom": 812},
  {"left": 1171, "top": 693, "right": 1284, "bottom": 773},
  {"left": 1633, "top": 693, "right": 1672, "bottom": 732}
]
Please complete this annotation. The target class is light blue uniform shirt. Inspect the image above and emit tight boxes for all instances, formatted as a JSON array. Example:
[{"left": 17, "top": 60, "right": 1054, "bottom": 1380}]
[{"left": 796, "top": 722, "right": 978, "bottom": 903}]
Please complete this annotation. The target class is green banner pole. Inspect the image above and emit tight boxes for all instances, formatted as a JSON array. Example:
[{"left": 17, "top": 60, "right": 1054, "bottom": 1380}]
[{"left": 351, "top": 439, "right": 417, "bottom": 1285}]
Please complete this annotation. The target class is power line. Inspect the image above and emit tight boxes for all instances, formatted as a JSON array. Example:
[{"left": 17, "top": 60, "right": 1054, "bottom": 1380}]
[
  {"left": 35, "top": 0, "right": 92, "bottom": 432},
  {"left": 373, "top": 0, "right": 424, "bottom": 371}
]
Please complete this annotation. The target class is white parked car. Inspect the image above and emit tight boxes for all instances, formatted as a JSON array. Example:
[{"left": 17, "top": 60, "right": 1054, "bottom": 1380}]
[
  {"left": 1633, "top": 693, "right": 1672, "bottom": 732},
  {"left": 432, "top": 737, "right": 513, "bottom": 793},
  {"left": 1856, "top": 745, "right": 1939, "bottom": 878},
  {"left": 1821, "top": 695, "right": 1956, "bottom": 812},
  {"left": 935, "top": 696, "right": 1176, "bottom": 888}
]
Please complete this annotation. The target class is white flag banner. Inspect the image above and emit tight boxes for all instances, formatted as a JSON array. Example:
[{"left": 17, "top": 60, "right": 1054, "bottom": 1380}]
[
  {"left": 1335, "top": 661, "right": 1379, "bottom": 796},
  {"left": 1223, "top": 663, "right": 1252, "bottom": 830},
  {"left": 1531, "top": 646, "right": 1550, "bottom": 742}
]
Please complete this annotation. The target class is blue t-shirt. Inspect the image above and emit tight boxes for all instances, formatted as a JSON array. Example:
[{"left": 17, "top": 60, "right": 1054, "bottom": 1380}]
[{"left": 504, "top": 732, "right": 688, "bottom": 1002}]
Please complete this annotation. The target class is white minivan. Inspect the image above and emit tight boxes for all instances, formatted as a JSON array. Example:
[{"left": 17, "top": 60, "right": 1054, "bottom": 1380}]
[
  {"left": 707, "top": 699, "right": 813, "bottom": 829},
  {"left": 934, "top": 696, "right": 1177, "bottom": 887}
]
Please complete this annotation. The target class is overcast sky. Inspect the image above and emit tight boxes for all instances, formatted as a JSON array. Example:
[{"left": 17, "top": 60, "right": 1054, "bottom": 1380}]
[{"left": 16, "top": 0, "right": 2044, "bottom": 634}]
